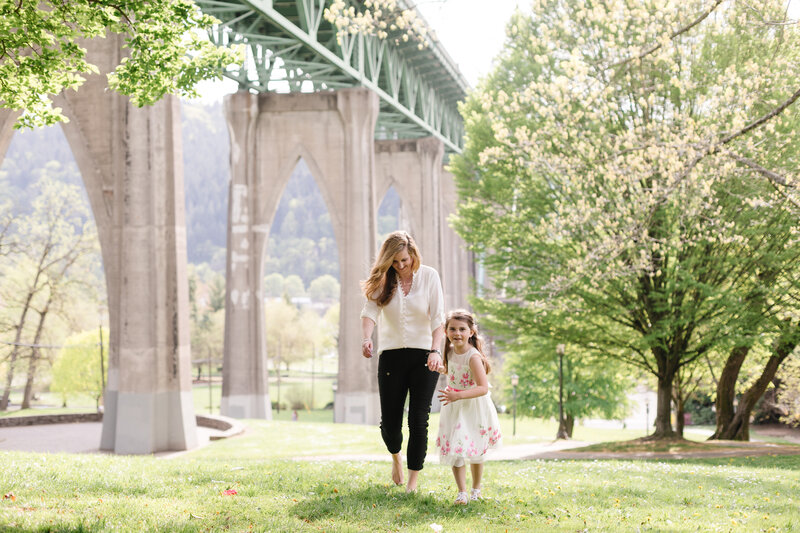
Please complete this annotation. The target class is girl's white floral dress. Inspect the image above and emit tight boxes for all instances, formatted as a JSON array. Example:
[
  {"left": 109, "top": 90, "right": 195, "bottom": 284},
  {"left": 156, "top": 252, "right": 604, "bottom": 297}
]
[{"left": 436, "top": 346, "right": 502, "bottom": 465}]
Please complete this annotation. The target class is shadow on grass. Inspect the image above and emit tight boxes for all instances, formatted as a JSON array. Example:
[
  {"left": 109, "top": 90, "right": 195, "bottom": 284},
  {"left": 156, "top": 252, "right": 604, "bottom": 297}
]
[{"left": 291, "top": 484, "right": 500, "bottom": 529}]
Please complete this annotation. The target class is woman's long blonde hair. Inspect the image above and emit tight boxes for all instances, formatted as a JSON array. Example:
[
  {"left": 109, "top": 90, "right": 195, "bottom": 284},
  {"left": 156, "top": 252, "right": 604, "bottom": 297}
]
[
  {"left": 442, "top": 309, "right": 491, "bottom": 375},
  {"left": 361, "top": 231, "right": 421, "bottom": 306}
]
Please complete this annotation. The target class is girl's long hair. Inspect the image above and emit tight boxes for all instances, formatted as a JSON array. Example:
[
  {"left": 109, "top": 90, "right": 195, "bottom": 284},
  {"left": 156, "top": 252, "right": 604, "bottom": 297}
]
[
  {"left": 442, "top": 309, "right": 491, "bottom": 375},
  {"left": 361, "top": 231, "right": 421, "bottom": 306}
]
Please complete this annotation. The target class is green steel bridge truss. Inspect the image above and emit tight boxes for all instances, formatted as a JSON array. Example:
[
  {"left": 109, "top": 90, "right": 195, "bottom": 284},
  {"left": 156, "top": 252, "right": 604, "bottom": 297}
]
[{"left": 195, "top": 0, "right": 468, "bottom": 152}]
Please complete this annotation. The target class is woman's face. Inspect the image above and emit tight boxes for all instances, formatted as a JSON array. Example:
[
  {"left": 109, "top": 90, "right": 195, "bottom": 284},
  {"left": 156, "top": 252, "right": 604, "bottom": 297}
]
[{"left": 392, "top": 248, "right": 412, "bottom": 277}]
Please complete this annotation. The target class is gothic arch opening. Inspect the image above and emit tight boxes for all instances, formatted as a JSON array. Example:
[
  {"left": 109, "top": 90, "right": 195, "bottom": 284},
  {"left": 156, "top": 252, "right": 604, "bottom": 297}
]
[
  {"left": 261, "top": 157, "right": 340, "bottom": 417},
  {"left": 376, "top": 185, "right": 411, "bottom": 243}
]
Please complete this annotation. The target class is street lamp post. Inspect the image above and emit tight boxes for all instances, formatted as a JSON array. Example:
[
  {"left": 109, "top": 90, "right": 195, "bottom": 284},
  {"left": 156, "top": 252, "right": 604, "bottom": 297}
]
[
  {"left": 556, "top": 343, "right": 569, "bottom": 440},
  {"left": 310, "top": 341, "right": 316, "bottom": 411},
  {"left": 511, "top": 373, "right": 519, "bottom": 437}
]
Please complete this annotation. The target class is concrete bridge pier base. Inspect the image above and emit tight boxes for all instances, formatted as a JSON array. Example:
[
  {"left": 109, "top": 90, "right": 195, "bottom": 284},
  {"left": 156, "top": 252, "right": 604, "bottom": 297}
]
[{"left": 57, "top": 34, "right": 196, "bottom": 454}]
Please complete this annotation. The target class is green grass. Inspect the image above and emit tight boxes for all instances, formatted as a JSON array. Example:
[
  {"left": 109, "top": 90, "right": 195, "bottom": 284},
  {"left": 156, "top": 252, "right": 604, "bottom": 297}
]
[{"left": 2, "top": 419, "right": 800, "bottom": 532}]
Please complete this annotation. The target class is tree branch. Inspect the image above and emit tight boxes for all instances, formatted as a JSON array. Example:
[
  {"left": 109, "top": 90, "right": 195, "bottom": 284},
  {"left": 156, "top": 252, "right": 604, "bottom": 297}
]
[{"left": 607, "top": 0, "right": 725, "bottom": 69}]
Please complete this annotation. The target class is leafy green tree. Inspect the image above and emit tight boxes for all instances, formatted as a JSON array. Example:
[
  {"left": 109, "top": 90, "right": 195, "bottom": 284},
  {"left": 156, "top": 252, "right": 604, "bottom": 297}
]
[
  {"left": 308, "top": 275, "right": 340, "bottom": 301},
  {"left": 264, "top": 273, "right": 286, "bottom": 299},
  {"left": 50, "top": 328, "right": 107, "bottom": 409},
  {"left": 190, "top": 308, "right": 224, "bottom": 375},
  {"left": 775, "top": 354, "right": 800, "bottom": 427},
  {"left": 450, "top": 0, "right": 800, "bottom": 439},
  {"left": 504, "top": 338, "right": 632, "bottom": 439},
  {"left": 0, "top": 176, "right": 99, "bottom": 410},
  {"left": 283, "top": 275, "right": 306, "bottom": 300},
  {"left": 1, "top": 0, "right": 241, "bottom": 129}
]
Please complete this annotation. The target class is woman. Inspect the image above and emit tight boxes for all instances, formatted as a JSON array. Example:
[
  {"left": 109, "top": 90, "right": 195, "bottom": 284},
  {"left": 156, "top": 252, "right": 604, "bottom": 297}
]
[{"left": 361, "top": 231, "right": 445, "bottom": 493}]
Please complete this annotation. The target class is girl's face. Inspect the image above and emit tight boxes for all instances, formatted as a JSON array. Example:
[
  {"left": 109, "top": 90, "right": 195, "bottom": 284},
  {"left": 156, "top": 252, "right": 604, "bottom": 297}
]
[
  {"left": 392, "top": 248, "right": 412, "bottom": 277},
  {"left": 446, "top": 318, "right": 473, "bottom": 352}
]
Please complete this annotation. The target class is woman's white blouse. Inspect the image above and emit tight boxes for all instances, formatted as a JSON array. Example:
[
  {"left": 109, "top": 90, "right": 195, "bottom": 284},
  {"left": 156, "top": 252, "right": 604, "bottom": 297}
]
[{"left": 360, "top": 264, "right": 445, "bottom": 353}]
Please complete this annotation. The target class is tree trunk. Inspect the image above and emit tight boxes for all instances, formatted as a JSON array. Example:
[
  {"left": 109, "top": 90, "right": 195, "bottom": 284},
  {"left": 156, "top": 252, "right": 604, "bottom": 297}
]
[
  {"left": 565, "top": 413, "right": 575, "bottom": 438},
  {"left": 672, "top": 372, "right": 685, "bottom": 439},
  {"left": 710, "top": 345, "right": 749, "bottom": 439},
  {"left": 0, "top": 346, "right": 20, "bottom": 411},
  {"left": 648, "top": 347, "right": 678, "bottom": 439},
  {"left": 650, "top": 373, "right": 676, "bottom": 438},
  {"left": 715, "top": 326, "right": 798, "bottom": 441},
  {"left": 556, "top": 416, "right": 570, "bottom": 440},
  {"left": 0, "top": 261, "right": 46, "bottom": 410},
  {"left": 675, "top": 396, "right": 685, "bottom": 438},
  {"left": 22, "top": 304, "right": 49, "bottom": 409},
  {"left": 0, "top": 304, "right": 33, "bottom": 410}
]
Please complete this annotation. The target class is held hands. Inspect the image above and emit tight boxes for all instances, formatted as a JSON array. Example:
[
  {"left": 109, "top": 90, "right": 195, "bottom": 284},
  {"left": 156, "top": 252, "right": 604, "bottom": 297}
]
[
  {"left": 426, "top": 351, "right": 444, "bottom": 372},
  {"left": 438, "top": 387, "right": 459, "bottom": 405}
]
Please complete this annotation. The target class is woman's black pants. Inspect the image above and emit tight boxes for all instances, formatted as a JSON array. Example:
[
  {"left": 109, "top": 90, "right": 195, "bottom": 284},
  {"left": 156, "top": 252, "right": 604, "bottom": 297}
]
[{"left": 377, "top": 348, "right": 440, "bottom": 471}]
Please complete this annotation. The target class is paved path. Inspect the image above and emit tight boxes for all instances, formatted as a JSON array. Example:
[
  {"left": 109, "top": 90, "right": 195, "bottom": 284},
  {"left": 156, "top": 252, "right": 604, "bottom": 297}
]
[
  {"left": 3, "top": 422, "right": 799, "bottom": 461},
  {"left": 0, "top": 422, "right": 222, "bottom": 457}
]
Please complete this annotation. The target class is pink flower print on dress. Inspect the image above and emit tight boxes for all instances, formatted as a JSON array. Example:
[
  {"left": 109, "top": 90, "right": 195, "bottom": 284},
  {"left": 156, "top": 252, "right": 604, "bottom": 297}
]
[{"left": 455, "top": 446, "right": 463, "bottom": 454}]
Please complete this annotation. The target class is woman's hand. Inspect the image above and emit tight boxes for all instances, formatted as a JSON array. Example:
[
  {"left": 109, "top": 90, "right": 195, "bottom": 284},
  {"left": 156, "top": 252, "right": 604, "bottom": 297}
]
[
  {"left": 362, "top": 339, "right": 373, "bottom": 359},
  {"left": 437, "top": 387, "right": 460, "bottom": 405},
  {"left": 427, "top": 351, "right": 443, "bottom": 372}
]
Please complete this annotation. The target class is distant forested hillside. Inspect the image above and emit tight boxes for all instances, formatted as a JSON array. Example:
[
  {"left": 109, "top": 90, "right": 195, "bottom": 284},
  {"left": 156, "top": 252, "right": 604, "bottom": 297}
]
[{"left": 1, "top": 100, "right": 402, "bottom": 285}]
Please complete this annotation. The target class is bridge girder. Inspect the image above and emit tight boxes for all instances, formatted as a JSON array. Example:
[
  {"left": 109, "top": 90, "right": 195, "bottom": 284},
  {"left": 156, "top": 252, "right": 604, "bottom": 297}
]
[{"left": 195, "top": 0, "right": 467, "bottom": 152}]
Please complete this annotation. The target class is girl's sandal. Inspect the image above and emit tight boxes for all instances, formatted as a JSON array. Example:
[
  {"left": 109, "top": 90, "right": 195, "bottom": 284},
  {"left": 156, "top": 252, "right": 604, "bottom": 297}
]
[
  {"left": 454, "top": 492, "right": 469, "bottom": 505},
  {"left": 470, "top": 488, "right": 481, "bottom": 501}
]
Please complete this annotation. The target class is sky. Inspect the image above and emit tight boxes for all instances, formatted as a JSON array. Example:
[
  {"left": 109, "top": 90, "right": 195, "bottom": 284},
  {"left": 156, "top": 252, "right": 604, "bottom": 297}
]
[{"left": 195, "top": 0, "right": 799, "bottom": 102}]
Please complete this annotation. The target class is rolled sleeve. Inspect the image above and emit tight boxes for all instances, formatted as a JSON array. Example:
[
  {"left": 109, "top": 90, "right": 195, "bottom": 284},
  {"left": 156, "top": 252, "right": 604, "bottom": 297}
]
[
  {"left": 360, "top": 296, "right": 379, "bottom": 324},
  {"left": 428, "top": 268, "right": 445, "bottom": 332}
]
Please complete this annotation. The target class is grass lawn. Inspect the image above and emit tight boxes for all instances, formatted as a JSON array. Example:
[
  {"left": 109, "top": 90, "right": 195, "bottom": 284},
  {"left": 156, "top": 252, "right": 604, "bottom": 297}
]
[{"left": 2, "top": 418, "right": 800, "bottom": 532}]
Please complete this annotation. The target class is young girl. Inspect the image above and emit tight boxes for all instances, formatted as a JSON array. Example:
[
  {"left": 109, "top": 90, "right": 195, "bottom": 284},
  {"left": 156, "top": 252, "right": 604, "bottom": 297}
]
[{"left": 436, "top": 309, "right": 502, "bottom": 505}]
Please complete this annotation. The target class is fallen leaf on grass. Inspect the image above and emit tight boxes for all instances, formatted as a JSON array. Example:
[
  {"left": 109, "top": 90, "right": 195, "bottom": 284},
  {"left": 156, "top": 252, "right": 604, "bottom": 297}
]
[
  {"left": 190, "top": 513, "right": 206, "bottom": 520},
  {"left": 222, "top": 489, "right": 238, "bottom": 496}
]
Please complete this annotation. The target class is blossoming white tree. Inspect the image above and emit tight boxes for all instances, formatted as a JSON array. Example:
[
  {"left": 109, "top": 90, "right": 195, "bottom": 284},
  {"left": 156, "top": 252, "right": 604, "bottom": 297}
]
[{"left": 450, "top": 0, "right": 800, "bottom": 439}]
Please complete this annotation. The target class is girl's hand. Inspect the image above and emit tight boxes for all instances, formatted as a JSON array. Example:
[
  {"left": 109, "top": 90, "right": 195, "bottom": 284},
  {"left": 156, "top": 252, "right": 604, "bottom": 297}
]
[
  {"left": 362, "top": 339, "right": 373, "bottom": 359},
  {"left": 427, "top": 351, "right": 443, "bottom": 372},
  {"left": 438, "top": 388, "right": 460, "bottom": 405}
]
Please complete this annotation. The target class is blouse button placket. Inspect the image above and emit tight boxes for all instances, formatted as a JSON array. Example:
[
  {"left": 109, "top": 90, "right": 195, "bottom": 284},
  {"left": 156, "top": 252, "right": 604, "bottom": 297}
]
[{"left": 400, "top": 286, "right": 409, "bottom": 347}]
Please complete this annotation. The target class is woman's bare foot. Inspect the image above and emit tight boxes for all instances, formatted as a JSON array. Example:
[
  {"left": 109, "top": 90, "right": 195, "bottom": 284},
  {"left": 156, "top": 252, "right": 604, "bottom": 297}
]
[
  {"left": 391, "top": 454, "right": 404, "bottom": 486},
  {"left": 406, "top": 469, "right": 420, "bottom": 493}
]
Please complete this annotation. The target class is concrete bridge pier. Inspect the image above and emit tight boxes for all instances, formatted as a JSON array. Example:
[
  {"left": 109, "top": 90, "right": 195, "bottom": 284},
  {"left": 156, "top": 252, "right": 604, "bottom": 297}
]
[
  {"left": 440, "top": 169, "right": 473, "bottom": 311},
  {"left": 221, "top": 88, "right": 381, "bottom": 424},
  {"left": 375, "top": 138, "right": 445, "bottom": 275},
  {"left": 53, "top": 35, "right": 197, "bottom": 454},
  {"left": 220, "top": 92, "right": 271, "bottom": 420}
]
